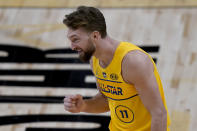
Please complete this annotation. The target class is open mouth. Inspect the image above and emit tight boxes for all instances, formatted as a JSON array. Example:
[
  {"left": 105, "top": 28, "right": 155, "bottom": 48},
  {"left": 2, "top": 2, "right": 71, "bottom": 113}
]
[{"left": 77, "top": 49, "right": 83, "bottom": 54}]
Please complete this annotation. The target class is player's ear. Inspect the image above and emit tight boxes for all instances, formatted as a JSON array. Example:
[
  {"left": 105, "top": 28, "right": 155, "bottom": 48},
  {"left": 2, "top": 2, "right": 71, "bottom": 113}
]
[{"left": 91, "top": 31, "right": 100, "bottom": 41}]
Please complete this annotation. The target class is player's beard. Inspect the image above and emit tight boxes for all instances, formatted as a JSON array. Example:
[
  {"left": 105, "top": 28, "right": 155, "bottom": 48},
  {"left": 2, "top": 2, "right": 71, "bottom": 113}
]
[{"left": 79, "top": 40, "right": 95, "bottom": 62}]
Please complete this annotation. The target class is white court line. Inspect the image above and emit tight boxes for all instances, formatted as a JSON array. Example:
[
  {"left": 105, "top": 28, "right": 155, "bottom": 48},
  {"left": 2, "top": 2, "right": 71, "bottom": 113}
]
[
  {"left": 0, "top": 104, "right": 110, "bottom": 116},
  {"left": 85, "top": 76, "right": 96, "bottom": 83},
  {"left": 0, "top": 75, "right": 44, "bottom": 81},
  {"left": 0, "top": 75, "right": 95, "bottom": 83},
  {"left": 0, "top": 51, "right": 8, "bottom": 57},
  {"left": 9, "top": 122, "right": 101, "bottom": 128},
  {"left": 0, "top": 86, "right": 98, "bottom": 96},
  {"left": 0, "top": 63, "right": 91, "bottom": 70}
]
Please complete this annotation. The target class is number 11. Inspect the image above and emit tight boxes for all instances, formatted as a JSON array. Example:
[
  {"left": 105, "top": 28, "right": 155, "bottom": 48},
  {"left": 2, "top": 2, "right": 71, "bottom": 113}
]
[{"left": 120, "top": 110, "right": 128, "bottom": 118}]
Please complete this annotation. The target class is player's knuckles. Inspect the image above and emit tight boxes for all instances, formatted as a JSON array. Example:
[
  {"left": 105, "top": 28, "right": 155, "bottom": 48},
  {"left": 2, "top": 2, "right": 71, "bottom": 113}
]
[
  {"left": 64, "top": 98, "right": 73, "bottom": 103},
  {"left": 64, "top": 105, "right": 74, "bottom": 110},
  {"left": 63, "top": 98, "right": 68, "bottom": 102},
  {"left": 64, "top": 102, "right": 75, "bottom": 107}
]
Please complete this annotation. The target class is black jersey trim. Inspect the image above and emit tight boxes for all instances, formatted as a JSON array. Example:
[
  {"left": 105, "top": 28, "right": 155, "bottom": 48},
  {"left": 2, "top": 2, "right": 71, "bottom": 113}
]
[
  {"left": 106, "top": 94, "right": 138, "bottom": 101},
  {"left": 96, "top": 77, "right": 122, "bottom": 83}
]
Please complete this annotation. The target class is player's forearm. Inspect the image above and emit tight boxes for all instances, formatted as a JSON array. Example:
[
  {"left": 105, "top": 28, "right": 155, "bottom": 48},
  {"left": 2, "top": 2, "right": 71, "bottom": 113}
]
[
  {"left": 151, "top": 108, "right": 167, "bottom": 131},
  {"left": 81, "top": 94, "right": 109, "bottom": 113}
]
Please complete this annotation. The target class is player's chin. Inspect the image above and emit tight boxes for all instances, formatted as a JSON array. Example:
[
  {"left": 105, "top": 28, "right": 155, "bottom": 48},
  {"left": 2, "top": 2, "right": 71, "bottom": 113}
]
[
  {"left": 79, "top": 54, "right": 91, "bottom": 62},
  {"left": 78, "top": 51, "right": 84, "bottom": 58}
]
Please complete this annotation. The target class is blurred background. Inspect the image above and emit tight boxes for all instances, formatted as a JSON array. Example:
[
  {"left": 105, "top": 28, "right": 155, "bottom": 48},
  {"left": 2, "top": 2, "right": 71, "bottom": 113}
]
[{"left": 0, "top": 0, "right": 197, "bottom": 131}]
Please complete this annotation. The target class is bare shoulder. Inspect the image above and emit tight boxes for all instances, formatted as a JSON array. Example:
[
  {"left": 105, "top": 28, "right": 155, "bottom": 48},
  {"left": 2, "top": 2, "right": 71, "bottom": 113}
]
[
  {"left": 121, "top": 50, "right": 154, "bottom": 84},
  {"left": 122, "top": 50, "right": 152, "bottom": 70}
]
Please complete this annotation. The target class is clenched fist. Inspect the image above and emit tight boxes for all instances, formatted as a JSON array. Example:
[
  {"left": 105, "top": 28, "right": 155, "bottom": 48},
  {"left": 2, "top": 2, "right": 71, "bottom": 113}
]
[{"left": 63, "top": 94, "right": 85, "bottom": 113}]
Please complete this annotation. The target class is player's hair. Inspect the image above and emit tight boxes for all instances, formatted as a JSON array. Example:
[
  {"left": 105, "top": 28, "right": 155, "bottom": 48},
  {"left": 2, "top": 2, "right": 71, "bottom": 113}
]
[{"left": 63, "top": 6, "right": 107, "bottom": 38}]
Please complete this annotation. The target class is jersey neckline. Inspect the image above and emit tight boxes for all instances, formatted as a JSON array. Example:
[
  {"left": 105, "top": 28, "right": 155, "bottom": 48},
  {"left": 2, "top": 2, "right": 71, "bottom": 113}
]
[{"left": 98, "top": 41, "right": 122, "bottom": 70}]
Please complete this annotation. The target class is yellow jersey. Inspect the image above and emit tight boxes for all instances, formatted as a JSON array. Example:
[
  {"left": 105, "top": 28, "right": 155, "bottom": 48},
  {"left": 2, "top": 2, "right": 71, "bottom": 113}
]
[{"left": 92, "top": 42, "right": 170, "bottom": 131}]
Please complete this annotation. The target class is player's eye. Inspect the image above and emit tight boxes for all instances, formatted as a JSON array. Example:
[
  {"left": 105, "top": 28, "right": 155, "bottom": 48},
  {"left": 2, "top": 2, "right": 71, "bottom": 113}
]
[{"left": 72, "top": 38, "right": 79, "bottom": 43}]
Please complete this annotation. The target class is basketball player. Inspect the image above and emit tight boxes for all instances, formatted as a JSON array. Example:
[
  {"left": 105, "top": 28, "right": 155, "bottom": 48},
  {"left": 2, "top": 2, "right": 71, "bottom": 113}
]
[{"left": 63, "top": 6, "right": 170, "bottom": 131}]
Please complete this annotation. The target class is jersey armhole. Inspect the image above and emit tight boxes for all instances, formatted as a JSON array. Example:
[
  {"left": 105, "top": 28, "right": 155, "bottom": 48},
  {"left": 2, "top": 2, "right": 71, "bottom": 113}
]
[{"left": 120, "top": 49, "right": 151, "bottom": 85}]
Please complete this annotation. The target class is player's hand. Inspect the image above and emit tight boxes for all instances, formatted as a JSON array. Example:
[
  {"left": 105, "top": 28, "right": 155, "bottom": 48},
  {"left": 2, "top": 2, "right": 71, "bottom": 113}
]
[{"left": 63, "top": 94, "right": 85, "bottom": 113}]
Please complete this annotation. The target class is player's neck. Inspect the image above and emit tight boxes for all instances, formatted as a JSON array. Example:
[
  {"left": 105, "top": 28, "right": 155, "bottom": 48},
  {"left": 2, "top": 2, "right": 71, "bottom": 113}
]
[{"left": 94, "top": 36, "right": 120, "bottom": 68}]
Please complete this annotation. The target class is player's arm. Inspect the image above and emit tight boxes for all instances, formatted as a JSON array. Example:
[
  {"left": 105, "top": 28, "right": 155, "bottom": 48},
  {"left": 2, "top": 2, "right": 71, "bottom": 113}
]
[
  {"left": 63, "top": 57, "right": 109, "bottom": 113},
  {"left": 63, "top": 92, "right": 109, "bottom": 113},
  {"left": 122, "top": 50, "right": 167, "bottom": 131}
]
